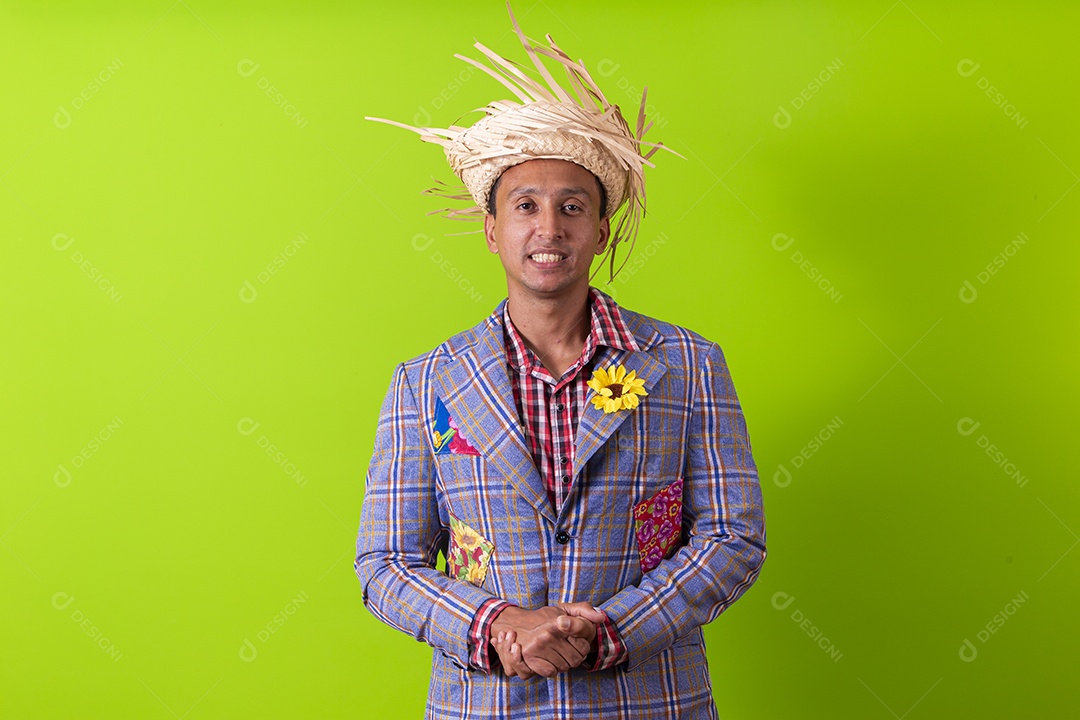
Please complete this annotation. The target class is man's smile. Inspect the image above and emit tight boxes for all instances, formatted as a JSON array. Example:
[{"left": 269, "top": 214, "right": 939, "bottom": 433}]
[{"left": 528, "top": 252, "right": 568, "bottom": 266}]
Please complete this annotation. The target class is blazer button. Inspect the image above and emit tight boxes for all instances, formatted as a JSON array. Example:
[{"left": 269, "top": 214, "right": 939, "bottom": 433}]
[{"left": 555, "top": 531, "right": 570, "bottom": 544}]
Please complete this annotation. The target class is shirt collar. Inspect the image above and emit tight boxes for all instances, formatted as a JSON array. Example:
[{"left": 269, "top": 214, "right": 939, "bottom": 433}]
[{"left": 501, "top": 286, "right": 639, "bottom": 379}]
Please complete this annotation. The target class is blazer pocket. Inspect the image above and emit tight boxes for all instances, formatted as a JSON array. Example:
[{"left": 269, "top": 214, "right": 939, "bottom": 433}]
[
  {"left": 447, "top": 514, "right": 494, "bottom": 588},
  {"left": 633, "top": 477, "right": 684, "bottom": 573}
]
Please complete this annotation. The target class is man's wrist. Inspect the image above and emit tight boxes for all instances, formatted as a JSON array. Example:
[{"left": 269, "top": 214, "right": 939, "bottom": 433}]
[
  {"left": 468, "top": 598, "right": 515, "bottom": 673},
  {"left": 484, "top": 602, "right": 515, "bottom": 650}
]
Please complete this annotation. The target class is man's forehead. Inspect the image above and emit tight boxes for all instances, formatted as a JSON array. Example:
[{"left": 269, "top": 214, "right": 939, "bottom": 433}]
[{"left": 498, "top": 160, "right": 602, "bottom": 196}]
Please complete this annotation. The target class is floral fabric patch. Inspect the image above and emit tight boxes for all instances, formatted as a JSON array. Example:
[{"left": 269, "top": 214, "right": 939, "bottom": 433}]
[
  {"left": 633, "top": 477, "right": 684, "bottom": 573},
  {"left": 447, "top": 515, "right": 494, "bottom": 587},
  {"left": 432, "top": 396, "right": 481, "bottom": 456}
]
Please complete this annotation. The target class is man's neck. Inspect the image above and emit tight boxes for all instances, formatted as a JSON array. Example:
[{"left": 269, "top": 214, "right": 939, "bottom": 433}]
[{"left": 506, "top": 284, "right": 592, "bottom": 378}]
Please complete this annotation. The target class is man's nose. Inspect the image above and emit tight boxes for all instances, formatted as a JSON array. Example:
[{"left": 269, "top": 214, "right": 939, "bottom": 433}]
[{"left": 535, "top": 204, "right": 564, "bottom": 238}]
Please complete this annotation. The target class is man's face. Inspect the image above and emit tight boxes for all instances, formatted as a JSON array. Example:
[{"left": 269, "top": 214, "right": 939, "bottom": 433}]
[{"left": 483, "top": 158, "right": 610, "bottom": 300}]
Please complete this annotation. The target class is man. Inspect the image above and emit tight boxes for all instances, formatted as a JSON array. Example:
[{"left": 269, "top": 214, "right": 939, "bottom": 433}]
[{"left": 355, "top": 6, "right": 766, "bottom": 718}]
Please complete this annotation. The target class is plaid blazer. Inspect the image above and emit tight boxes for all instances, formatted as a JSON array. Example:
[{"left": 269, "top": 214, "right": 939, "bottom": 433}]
[{"left": 355, "top": 291, "right": 766, "bottom": 720}]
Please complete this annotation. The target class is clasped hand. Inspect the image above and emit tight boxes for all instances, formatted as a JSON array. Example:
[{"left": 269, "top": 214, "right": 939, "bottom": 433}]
[{"left": 489, "top": 602, "right": 606, "bottom": 679}]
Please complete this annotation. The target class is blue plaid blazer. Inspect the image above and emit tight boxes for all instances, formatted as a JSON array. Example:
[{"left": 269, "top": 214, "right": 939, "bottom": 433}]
[{"left": 356, "top": 290, "right": 766, "bottom": 719}]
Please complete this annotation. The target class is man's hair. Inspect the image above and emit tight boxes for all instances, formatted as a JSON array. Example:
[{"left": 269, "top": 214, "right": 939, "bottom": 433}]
[{"left": 487, "top": 169, "right": 608, "bottom": 219}]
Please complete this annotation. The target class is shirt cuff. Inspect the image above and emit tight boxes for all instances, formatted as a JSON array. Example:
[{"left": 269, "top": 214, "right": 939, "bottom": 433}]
[
  {"left": 467, "top": 598, "right": 514, "bottom": 673},
  {"left": 588, "top": 614, "right": 628, "bottom": 671}
]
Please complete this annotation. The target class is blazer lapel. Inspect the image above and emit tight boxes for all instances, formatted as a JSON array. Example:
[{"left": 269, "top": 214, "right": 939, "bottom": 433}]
[
  {"left": 433, "top": 305, "right": 556, "bottom": 525},
  {"left": 573, "top": 345, "right": 668, "bottom": 477}
]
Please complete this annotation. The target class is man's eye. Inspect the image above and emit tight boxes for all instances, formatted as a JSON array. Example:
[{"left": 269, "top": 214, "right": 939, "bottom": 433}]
[
  {"left": 517, "top": 201, "right": 534, "bottom": 210},
  {"left": 564, "top": 204, "right": 581, "bottom": 212}
]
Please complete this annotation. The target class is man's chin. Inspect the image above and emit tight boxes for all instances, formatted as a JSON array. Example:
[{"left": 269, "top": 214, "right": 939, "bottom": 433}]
[{"left": 514, "top": 275, "right": 588, "bottom": 299}]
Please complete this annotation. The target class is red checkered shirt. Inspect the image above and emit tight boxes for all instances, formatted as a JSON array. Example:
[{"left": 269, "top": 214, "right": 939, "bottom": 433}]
[{"left": 467, "top": 286, "right": 635, "bottom": 673}]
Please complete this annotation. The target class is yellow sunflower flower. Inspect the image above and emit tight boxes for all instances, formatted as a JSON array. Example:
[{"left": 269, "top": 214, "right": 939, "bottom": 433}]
[
  {"left": 587, "top": 364, "right": 648, "bottom": 414},
  {"left": 454, "top": 525, "right": 482, "bottom": 552},
  {"left": 464, "top": 561, "right": 488, "bottom": 586}
]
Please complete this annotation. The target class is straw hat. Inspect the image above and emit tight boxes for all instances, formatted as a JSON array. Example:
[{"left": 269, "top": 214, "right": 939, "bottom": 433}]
[{"left": 366, "top": 2, "right": 676, "bottom": 282}]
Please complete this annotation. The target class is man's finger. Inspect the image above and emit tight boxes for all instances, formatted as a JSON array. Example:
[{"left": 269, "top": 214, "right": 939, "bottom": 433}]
[
  {"left": 492, "top": 631, "right": 517, "bottom": 677},
  {"left": 566, "top": 635, "right": 591, "bottom": 658},
  {"left": 534, "top": 633, "right": 585, "bottom": 670},
  {"left": 554, "top": 615, "right": 596, "bottom": 640},
  {"left": 508, "top": 643, "right": 535, "bottom": 679},
  {"left": 527, "top": 631, "right": 583, "bottom": 673},
  {"left": 495, "top": 642, "right": 517, "bottom": 677},
  {"left": 522, "top": 652, "right": 560, "bottom": 678}
]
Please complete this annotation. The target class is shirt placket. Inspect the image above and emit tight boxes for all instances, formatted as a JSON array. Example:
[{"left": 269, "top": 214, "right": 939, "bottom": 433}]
[{"left": 549, "top": 381, "right": 574, "bottom": 509}]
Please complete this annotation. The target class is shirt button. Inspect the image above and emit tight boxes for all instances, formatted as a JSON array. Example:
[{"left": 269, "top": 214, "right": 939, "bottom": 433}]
[
  {"left": 555, "top": 531, "right": 570, "bottom": 544},
  {"left": 559, "top": 456, "right": 569, "bottom": 465},
  {"left": 556, "top": 403, "right": 564, "bottom": 411},
  {"left": 562, "top": 475, "right": 571, "bottom": 484}
]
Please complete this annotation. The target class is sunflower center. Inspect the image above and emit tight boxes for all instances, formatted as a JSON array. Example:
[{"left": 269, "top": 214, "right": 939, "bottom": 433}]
[{"left": 608, "top": 383, "right": 624, "bottom": 398}]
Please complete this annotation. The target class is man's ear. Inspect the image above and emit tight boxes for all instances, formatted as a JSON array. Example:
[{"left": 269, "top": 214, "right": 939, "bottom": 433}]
[
  {"left": 484, "top": 213, "right": 498, "bottom": 254},
  {"left": 595, "top": 216, "right": 611, "bottom": 255}
]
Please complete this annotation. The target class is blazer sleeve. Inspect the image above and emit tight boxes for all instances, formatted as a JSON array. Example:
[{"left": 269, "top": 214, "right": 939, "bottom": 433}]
[
  {"left": 354, "top": 362, "right": 500, "bottom": 669},
  {"left": 601, "top": 341, "right": 767, "bottom": 670}
]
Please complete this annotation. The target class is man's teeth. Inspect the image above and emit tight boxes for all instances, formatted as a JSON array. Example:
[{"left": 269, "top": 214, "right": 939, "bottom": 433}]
[{"left": 531, "top": 253, "right": 563, "bottom": 263}]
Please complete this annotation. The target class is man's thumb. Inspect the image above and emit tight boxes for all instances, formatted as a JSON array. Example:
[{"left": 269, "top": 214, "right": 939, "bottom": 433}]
[{"left": 563, "top": 602, "right": 607, "bottom": 622}]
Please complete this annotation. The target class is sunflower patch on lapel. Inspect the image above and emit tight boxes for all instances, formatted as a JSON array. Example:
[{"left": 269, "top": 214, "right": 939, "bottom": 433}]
[
  {"left": 633, "top": 477, "right": 684, "bottom": 573},
  {"left": 447, "top": 515, "right": 494, "bottom": 587},
  {"left": 432, "top": 396, "right": 481, "bottom": 456}
]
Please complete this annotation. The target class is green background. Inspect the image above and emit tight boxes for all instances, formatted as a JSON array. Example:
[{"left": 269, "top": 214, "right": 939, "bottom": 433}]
[{"left": 3, "top": 1, "right": 1077, "bottom": 717}]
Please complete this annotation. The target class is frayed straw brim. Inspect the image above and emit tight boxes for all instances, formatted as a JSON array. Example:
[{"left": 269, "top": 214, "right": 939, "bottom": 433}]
[{"left": 366, "top": 1, "right": 679, "bottom": 282}]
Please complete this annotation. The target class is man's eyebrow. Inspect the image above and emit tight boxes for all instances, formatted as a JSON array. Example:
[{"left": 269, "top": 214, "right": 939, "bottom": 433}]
[{"left": 506, "top": 186, "right": 593, "bottom": 198}]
